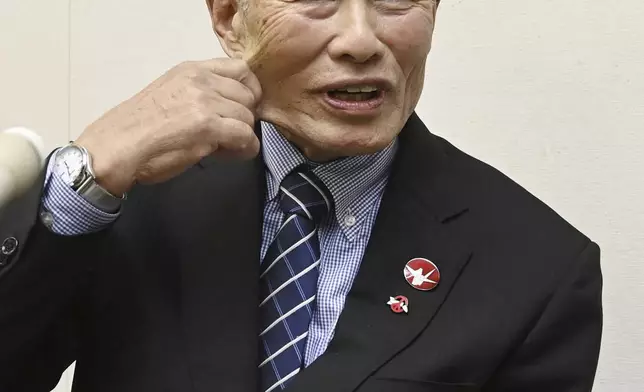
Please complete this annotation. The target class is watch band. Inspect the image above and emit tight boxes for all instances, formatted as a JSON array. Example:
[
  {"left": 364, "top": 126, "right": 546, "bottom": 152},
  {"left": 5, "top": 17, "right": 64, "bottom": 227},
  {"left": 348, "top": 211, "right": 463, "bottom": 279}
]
[
  {"left": 72, "top": 144, "right": 125, "bottom": 213},
  {"left": 77, "top": 176, "right": 123, "bottom": 213}
]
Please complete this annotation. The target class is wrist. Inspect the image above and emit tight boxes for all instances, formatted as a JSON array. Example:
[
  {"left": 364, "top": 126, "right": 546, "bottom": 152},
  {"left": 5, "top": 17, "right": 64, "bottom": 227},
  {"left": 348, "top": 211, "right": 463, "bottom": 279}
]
[
  {"left": 90, "top": 157, "right": 132, "bottom": 197},
  {"left": 74, "top": 137, "right": 133, "bottom": 197},
  {"left": 52, "top": 141, "right": 125, "bottom": 213}
]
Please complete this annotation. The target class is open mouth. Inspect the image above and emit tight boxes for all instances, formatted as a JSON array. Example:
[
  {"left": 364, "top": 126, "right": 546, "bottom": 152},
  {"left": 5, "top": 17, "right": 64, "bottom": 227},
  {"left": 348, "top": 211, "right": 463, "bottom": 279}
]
[
  {"left": 327, "top": 86, "right": 381, "bottom": 102},
  {"left": 323, "top": 85, "right": 385, "bottom": 113}
]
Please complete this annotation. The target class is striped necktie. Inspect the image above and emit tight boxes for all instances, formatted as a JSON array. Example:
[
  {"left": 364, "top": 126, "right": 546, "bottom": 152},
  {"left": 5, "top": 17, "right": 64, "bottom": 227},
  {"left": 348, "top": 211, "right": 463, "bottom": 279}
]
[{"left": 258, "top": 168, "right": 332, "bottom": 392}]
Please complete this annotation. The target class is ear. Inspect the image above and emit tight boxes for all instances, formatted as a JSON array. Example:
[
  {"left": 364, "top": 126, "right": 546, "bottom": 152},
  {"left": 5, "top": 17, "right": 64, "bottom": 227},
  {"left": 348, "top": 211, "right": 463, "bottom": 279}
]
[{"left": 205, "top": 0, "right": 246, "bottom": 58}]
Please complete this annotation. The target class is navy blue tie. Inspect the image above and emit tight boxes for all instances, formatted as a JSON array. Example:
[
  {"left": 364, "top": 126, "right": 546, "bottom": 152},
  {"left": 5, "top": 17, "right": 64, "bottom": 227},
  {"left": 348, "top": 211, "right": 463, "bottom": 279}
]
[{"left": 258, "top": 168, "right": 332, "bottom": 392}]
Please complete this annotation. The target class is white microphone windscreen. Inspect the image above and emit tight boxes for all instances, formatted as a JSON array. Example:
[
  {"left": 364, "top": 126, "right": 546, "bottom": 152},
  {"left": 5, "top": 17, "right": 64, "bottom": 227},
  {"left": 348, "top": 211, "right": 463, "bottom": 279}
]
[
  {"left": 4, "top": 127, "right": 46, "bottom": 162},
  {"left": 0, "top": 166, "right": 14, "bottom": 208},
  {"left": 0, "top": 127, "right": 46, "bottom": 207}
]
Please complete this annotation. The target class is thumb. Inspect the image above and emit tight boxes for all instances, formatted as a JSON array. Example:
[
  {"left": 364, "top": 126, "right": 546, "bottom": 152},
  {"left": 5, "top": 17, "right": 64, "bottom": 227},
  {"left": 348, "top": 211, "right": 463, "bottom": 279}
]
[
  {"left": 242, "top": 47, "right": 271, "bottom": 121},
  {"left": 242, "top": 38, "right": 270, "bottom": 80}
]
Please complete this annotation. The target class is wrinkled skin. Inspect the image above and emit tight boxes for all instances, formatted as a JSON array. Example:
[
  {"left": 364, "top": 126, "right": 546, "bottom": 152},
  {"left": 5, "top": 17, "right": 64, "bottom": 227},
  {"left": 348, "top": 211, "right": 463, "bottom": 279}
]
[{"left": 209, "top": 0, "right": 438, "bottom": 161}]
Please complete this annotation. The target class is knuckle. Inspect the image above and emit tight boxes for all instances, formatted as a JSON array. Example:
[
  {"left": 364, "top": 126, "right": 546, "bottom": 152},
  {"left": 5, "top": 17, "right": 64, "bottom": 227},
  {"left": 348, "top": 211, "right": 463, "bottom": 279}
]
[
  {"left": 253, "top": 85, "right": 262, "bottom": 101},
  {"left": 207, "top": 57, "right": 224, "bottom": 68},
  {"left": 183, "top": 63, "right": 209, "bottom": 81},
  {"left": 191, "top": 109, "right": 213, "bottom": 130},
  {"left": 242, "top": 87, "right": 257, "bottom": 107},
  {"left": 230, "top": 58, "right": 248, "bottom": 70},
  {"left": 192, "top": 143, "right": 213, "bottom": 159},
  {"left": 239, "top": 123, "right": 255, "bottom": 143},
  {"left": 182, "top": 68, "right": 201, "bottom": 84},
  {"left": 244, "top": 107, "right": 256, "bottom": 126},
  {"left": 184, "top": 83, "right": 201, "bottom": 98},
  {"left": 179, "top": 60, "right": 195, "bottom": 70},
  {"left": 234, "top": 104, "right": 254, "bottom": 125},
  {"left": 193, "top": 87, "right": 213, "bottom": 105},
  {"left": 232, "top": 60, "right": 252, "bottom": 79}
]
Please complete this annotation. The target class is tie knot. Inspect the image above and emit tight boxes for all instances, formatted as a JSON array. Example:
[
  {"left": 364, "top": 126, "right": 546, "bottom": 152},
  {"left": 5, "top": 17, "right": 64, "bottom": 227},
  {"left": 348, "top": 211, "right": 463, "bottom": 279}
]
[{"left": 278, "top": 169, "right": 332, "bottom": 224}]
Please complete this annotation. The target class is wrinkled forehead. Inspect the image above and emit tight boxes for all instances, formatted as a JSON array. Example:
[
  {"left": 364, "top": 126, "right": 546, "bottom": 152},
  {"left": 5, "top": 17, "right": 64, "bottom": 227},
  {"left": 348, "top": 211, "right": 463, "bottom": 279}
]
[{"left": 207, "top": 0, "right": 440, "bottom": 12}]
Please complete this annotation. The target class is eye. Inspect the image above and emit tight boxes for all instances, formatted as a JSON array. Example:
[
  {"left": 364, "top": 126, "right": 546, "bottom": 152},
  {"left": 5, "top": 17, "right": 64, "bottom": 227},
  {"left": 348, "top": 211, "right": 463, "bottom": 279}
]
[{"left": 375, "top": 0, "right": 415, "bottom": 9}]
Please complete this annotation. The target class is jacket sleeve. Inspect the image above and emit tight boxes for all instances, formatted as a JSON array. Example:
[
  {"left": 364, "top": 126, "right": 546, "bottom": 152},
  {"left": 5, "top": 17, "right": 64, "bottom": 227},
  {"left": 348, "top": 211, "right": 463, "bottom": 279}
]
[
  {"left": 483, "top": 241, "right": 603, "bottom": 392},
  {"left": 0, "top": 164, "right": 110, "bottom": 391}
]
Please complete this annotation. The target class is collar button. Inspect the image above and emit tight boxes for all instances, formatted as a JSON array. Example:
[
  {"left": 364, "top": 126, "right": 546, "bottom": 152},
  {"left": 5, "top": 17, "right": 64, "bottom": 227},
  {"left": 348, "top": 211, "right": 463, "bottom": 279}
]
[{"left": 343, "top": 215, "right": 356, "bottom": 227}]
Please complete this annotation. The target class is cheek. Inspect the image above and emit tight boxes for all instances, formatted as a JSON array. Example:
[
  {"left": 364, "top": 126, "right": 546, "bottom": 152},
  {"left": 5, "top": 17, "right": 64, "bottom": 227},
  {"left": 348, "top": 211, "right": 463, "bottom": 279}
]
[
  {"left": 380, "top": 12, "right": 434, "bottom": 76},
  {"left": 253, "top": 14, "right": 328, "bottom": 83}
]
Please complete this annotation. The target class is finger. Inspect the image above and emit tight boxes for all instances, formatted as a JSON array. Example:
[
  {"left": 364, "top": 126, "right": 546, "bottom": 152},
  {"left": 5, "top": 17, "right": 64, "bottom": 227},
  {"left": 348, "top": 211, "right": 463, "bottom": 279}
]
[
  {"left": 201, "top": 58, "right": 262, "bottom": 104},
  {"left": 209, "top": 116, "right": 260, "bottom": 156},
  {"left": 214, "top": 137, "right": 261, "bottom": 161},
  {"left": 205, "top": 74, "right": 257, "bottom": 109},
  {"left": 235, "top": 65, "right": 262, "bottom": 106},
  {"left": 208, "top": 94, "right": 256, "bottom": 127},
  {"left": 244, "top": 45, "right": 268, "bottom": 77},
  {"left": 234, "top": 133, "right": 261, "bottom": 160}
]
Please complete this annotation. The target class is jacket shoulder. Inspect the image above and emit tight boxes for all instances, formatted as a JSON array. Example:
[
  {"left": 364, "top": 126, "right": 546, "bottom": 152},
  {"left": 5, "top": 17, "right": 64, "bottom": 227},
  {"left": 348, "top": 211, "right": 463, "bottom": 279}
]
[{"left": 435, "top": 135, "right": 595, "bottom": 259}]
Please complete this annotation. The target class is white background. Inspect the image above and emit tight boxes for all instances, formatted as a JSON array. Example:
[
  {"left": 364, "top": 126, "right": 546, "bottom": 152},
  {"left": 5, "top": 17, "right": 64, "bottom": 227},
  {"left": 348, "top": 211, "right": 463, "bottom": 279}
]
[{"left": 1, "top": 0, "right": 643, "bottom": 390}]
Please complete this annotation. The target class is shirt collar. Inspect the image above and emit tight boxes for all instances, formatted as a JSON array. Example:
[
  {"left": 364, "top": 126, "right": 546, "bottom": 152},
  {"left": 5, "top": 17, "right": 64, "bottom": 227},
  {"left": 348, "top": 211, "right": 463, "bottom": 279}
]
[{"left": 261, "top": 121, "right": 398, "bottom": 236}]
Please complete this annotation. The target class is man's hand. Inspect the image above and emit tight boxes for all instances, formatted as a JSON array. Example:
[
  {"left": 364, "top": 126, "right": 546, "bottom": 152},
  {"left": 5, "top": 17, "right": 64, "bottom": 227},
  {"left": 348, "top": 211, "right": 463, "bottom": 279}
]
[{"left": 75, "top": 58, "right": 262, "bottom": 196}]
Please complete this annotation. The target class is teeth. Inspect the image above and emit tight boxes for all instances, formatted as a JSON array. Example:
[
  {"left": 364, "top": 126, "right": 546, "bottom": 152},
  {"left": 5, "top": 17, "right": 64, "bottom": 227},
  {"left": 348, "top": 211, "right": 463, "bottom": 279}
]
[{"left": 333, "top": 86, "right": 378, "bottom": 93}]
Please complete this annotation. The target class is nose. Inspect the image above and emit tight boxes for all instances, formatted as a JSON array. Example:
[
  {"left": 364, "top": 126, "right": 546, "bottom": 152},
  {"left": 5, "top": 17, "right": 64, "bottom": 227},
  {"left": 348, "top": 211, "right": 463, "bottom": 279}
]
[{"left": 327, "top": 0, "right": 385, "bottom": 64}]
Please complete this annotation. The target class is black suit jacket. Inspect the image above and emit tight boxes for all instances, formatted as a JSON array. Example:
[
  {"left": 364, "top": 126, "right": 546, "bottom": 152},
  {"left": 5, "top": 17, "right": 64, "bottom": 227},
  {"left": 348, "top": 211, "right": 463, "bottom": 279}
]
[{"left": 0, "top": 113, "right": 602, "bottom": 392}]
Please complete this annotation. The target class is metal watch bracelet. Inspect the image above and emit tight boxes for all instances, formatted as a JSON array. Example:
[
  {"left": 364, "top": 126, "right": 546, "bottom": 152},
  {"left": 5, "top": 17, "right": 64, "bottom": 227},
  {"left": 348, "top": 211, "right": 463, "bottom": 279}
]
[{"left": 74, "top": 144, "right": 126, "bottom": 213}]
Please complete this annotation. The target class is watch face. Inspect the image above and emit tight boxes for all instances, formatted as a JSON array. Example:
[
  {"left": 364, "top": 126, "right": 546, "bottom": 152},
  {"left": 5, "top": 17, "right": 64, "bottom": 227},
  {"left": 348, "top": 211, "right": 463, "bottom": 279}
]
[{"left": 54, "top": 145, "right": 85, "bottom": 187}]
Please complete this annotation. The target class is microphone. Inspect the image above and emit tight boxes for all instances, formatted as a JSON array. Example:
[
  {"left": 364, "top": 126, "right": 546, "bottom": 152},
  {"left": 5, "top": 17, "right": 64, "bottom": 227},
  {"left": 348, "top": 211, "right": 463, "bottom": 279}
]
[{"left": 0, "top": 127, "right": 47, "bottom": 208}]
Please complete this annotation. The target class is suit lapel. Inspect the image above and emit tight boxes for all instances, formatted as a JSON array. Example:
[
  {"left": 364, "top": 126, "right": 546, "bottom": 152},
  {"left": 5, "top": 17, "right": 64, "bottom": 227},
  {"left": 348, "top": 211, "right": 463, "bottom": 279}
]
[
  {"left": 174, "top": 115, "right": 473, "bottom": 392},
  {"left": 178, "top": 124, "right": 266, "bottom": 392},
  {"left": 288, "top": 113, "right": 473, "bottom": 392}
]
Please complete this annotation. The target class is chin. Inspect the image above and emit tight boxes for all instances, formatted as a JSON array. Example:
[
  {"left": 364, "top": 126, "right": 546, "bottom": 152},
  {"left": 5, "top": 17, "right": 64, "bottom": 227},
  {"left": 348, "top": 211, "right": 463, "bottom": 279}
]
[
  {"left": 315, "top": 133, "right": 395, "bottom": 160},
  {"left": 283, "top": 111, "right": 402, "bottom": 160}
]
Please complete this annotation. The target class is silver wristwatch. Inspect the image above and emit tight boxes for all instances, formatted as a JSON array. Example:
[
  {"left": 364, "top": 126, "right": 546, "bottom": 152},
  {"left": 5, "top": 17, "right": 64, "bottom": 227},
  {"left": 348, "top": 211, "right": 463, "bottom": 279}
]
[{"left": 53, "top": 143, "right": 125, "bottom": 213}]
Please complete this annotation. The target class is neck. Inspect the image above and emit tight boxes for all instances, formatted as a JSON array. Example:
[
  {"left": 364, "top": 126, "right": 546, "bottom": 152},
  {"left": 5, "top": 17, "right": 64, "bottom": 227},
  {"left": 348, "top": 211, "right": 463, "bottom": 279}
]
[{"left": 276, "top": 127, "right": 344, "bottom": 163}]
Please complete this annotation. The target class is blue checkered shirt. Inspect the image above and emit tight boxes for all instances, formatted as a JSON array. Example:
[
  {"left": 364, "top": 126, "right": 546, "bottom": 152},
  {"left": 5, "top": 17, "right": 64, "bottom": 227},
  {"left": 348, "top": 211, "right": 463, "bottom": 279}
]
[{"left": 41, "top": 121, "right": 398, "bottom": 366}]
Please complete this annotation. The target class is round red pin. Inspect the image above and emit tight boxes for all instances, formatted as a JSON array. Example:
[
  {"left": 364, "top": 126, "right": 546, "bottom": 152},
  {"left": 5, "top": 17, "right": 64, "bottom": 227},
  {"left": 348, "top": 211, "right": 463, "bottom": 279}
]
[
  {"left": 387, "top": 295, "right": 409, "bottom": 314},
  {"left": 403, "top": 258, "right": 440, "bottom": 291}
]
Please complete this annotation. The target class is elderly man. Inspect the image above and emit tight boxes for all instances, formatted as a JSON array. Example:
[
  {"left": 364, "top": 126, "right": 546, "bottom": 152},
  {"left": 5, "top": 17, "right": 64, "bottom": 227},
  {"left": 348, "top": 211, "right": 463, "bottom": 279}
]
[{"left": 0, "top": 0, "right": 602, "bottom": 391}]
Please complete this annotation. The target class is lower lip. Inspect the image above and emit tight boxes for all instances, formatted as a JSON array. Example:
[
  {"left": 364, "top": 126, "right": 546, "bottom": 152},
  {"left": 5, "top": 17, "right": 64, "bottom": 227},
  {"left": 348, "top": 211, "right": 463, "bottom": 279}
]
[{"left": 322, "top": 90, "right": 385, "bottom": 114}]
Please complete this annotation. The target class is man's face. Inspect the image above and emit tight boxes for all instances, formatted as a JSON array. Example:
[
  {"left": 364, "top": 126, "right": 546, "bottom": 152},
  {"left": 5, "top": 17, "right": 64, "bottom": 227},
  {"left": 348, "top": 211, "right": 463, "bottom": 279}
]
[{"left": 213, "top": 0, "right": 437, "bottom": 161}]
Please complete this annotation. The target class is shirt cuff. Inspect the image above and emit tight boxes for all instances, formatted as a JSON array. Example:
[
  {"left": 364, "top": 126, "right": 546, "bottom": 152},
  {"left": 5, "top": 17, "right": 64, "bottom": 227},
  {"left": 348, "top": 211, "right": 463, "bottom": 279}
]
[{"left": 41, "top": 151, "right": 119, "bottom": 236}]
